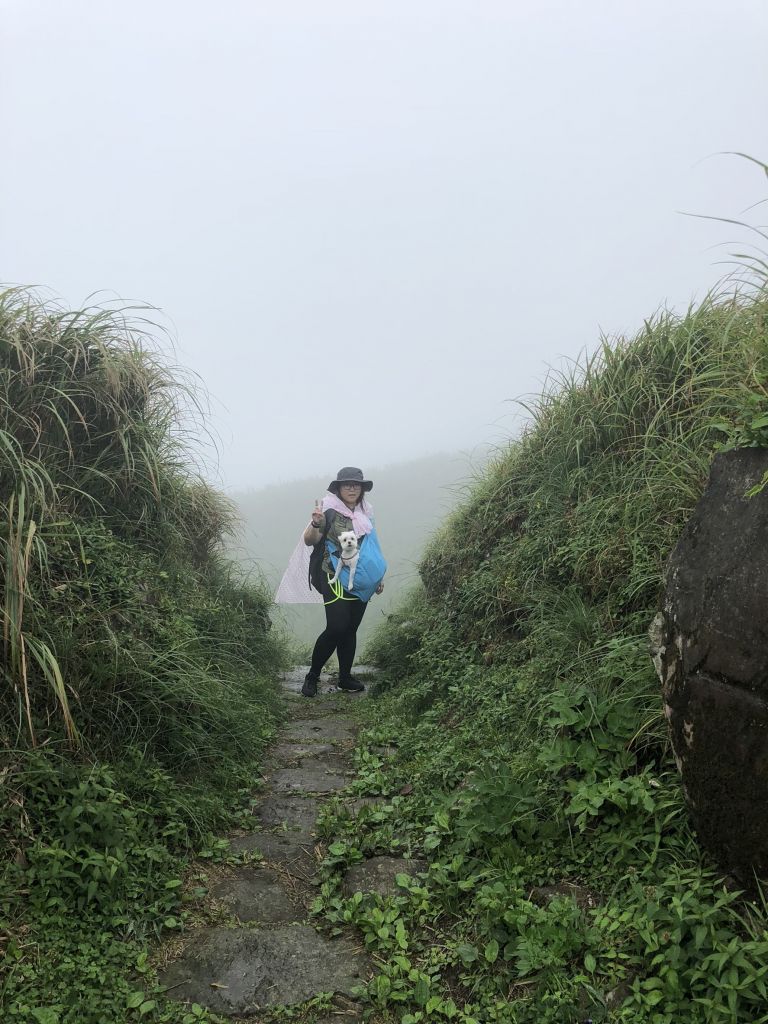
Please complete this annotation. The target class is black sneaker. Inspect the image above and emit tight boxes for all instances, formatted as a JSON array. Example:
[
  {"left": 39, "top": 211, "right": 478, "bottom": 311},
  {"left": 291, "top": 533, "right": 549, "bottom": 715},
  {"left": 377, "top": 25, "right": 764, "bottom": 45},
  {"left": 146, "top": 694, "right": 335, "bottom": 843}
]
[
  {"left": 301, "top": 672, "right": 318, "bottom": 697},
  {"left": 338, "top": 676, "right": 365, "bottom": 692}
]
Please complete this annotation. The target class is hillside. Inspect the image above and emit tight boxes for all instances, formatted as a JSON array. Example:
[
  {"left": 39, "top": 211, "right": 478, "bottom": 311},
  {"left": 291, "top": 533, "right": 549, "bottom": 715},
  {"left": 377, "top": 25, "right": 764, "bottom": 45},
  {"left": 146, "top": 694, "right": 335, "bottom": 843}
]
[
  {"left": 230, "top": 450, "right": 489, "bottom": 651},
  {"left": 5, "top": 275, "right": 768, "bottom": 1023},
  {"left": 0, "top": 291, "right": 287, "bottom": 1023},
  {"left": 313, "top": 287, "right": 768, "bottom": 1023}
]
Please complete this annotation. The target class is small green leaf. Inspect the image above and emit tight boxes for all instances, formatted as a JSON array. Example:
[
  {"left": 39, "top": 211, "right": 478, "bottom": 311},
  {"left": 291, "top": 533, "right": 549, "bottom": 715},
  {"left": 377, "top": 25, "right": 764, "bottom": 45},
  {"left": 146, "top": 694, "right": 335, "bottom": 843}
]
[
  {"left": 456, "top": 942, "right": 478, "bottom": 963},
  {"left": 31, "top": 1011, "right": 60, "bottom": 1024},
  {"left": 414, "top": 978, "right": 430, "bottom": 1005},
  {"left": 376, "top": 973, "right": 391, "bottom": 998},
  {"left": 484, "top": 939, "right": 500, "bottom": 963}
]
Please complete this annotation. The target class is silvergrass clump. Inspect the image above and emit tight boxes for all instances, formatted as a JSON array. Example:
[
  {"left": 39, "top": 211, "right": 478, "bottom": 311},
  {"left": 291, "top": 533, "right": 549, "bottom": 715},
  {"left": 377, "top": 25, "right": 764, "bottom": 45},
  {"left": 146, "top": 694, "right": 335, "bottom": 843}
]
[
  {"left": 356, "top": 164, "right": 768, "bottom": 1020},
  {"left": 358, "top": 271, "right": 768, "bottom": 1018},
  {"left": 0, "top": 292, "right": 286, "bottom": 1024},
  {"left": 0, "top": 288, "right": 283, "bottom": 753},
  {"left": 420, "top": 289, "right": 768, "bottom": 632}
]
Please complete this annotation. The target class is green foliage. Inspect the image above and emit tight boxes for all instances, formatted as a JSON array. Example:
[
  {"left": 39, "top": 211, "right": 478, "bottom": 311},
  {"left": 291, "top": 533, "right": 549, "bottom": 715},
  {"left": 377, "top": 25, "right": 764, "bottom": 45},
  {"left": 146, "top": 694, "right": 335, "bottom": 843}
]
[
  {"left": 712, "top": 376, "right": 768, "bottom": 495},
  {"left": 0, "top": 743, "right": 267, "bottom": 1023},
  {"left": 321, "top": 287, "right": 768, "bottom": 1021},
  {"left": 0, "top": 289, "right": 288, "bottom": 1021},
  {"left": 0, "top": 288, "right": 287, "bottom": 750}
]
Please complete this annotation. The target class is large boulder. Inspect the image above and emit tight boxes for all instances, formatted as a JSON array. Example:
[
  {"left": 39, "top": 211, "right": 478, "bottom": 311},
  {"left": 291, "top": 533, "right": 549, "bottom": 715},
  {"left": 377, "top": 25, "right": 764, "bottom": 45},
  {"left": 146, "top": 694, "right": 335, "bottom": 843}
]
[{"left": 651, "top": 448, "right": 768, "bottom": 880}]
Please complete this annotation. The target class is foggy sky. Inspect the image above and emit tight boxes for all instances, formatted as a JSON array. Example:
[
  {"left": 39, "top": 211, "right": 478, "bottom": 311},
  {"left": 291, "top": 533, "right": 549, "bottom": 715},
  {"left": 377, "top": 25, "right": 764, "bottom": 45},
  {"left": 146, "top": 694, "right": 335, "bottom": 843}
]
[{"left": 1, "top": 0, "right": 766, "bottom": 490}]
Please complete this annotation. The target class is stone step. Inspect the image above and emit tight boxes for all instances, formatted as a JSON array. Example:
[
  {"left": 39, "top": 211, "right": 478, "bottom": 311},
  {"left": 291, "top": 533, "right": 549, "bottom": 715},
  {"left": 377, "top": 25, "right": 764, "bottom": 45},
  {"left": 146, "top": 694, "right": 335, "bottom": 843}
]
[
  {"left": 228, "top": 831, "right": 319, "bottom": 882},
  {"left": 210, "top": 866, "right": 304, "bottom": 924},
  {"left": 282, "top": 718, "right": 359, "bottom": 743},
  {"left": 158, "top": 664, "right": 384, "bottom": 1019},
  {"left": 269, "top": 764, "right": 351, "bottom": 794},
  {"left": 159, "top": 925, "right": 366, "bottom": 1013},
  {"left": 254, "top": 793, "right": 321, "bottom": 842}
]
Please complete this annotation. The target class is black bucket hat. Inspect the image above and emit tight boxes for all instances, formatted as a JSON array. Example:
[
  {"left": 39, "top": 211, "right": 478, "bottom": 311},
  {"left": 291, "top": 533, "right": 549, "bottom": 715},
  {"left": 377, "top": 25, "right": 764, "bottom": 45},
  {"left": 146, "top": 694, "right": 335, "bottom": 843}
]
[{"left": 328, "top": 466, "right": 373, "bottom": 494}]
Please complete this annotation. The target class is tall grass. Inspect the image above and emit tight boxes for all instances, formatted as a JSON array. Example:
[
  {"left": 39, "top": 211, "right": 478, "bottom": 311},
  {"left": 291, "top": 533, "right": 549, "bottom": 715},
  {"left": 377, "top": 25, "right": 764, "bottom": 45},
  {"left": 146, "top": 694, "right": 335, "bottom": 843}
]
[
  {"left": 359, "top": 281, "right": 768, "bottom": 1021},
  {"left": 418, "top": 291, "right": 767, "bottom": 635},
  {"left": 0, "top": 287, "right": 282, "bottom": 754},
  {"left": 0, "top": 289, "right": 287, "bottom": 1024}
]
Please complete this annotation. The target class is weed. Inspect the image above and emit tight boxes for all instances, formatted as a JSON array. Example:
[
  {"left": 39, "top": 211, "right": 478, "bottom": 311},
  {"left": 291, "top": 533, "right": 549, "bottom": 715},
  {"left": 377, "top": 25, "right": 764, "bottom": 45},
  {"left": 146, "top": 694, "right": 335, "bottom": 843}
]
[
  {"left": 0, "top": 290, "right": 288, "bottom": 1022},
  {"left": 320, "top": 278, "right": 768, "bottom": 1020}
]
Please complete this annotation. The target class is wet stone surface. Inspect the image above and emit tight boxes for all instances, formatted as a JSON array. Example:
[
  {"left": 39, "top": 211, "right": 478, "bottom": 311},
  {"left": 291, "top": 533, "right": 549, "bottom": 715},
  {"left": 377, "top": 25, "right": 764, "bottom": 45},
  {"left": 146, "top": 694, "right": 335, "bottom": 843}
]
[
  {"left": 160, "top": 664, "right": 377, "bottom": 1017},
  {"left": 211, "top": 867, "right": 301, "bottom": 923},
  {"left": 342, "top": 856, "right": 429, "bottom": 898},
  {"left": 159, "top": 925, "right": 367, "bottom": 1013},
  {"left": 255, "top": 794, "right": 320, "bottom": 841},
  {"left": 227, "top": 832, "right": 318, "bottom": 879},
  {"left": 652, "top": 448, "right": 768, "bottom": 879},
  {"left": 270, "top": 741, "right": 336, "bottom": 762},
  {"left": 272, "top": 749, "right": 350, "bottom": 770},
  {"left": 270, "top": 765, "right": 350, "bottom": 794},
  {"left": 282, "top": 718, "right": 359, "bottom": 743}
]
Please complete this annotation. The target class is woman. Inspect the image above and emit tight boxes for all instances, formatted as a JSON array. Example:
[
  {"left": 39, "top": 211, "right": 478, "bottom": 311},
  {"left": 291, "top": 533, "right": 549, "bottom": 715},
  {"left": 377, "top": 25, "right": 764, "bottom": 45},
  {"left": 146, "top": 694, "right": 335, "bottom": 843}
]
[{"left": 301, "top": 467, "right": 386, "bottom": 697}]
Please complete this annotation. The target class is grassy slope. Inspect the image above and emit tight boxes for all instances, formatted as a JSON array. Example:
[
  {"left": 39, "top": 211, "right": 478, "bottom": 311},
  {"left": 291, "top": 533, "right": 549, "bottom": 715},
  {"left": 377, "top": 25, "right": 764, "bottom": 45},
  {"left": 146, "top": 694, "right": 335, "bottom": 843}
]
[
  {"left": 0, "top": 291, "right": 288, "bottom": 1024},
  {"left": 316, "top": 292, "right": 768, "bottom": 1023}
]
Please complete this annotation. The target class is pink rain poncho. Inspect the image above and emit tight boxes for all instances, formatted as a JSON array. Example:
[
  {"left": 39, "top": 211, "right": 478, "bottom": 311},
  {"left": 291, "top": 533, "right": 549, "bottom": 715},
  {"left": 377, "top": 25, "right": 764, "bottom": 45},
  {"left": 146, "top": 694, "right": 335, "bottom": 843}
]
[{"left": 274, "top": 494, "right": 375, "bottom": 604}]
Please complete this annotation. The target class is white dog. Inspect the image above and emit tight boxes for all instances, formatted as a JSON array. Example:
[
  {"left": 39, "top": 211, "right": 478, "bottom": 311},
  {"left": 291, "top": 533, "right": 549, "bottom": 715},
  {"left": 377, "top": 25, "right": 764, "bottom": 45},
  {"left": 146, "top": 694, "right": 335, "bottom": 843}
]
[{"left": 329, "top": 530, "right": 359, "bottom": 590}]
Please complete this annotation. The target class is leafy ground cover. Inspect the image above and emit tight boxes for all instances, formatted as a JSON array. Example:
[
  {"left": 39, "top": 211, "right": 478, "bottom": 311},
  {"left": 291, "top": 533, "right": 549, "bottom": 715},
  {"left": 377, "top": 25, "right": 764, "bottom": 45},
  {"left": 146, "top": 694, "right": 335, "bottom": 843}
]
[
  {"left": 0, "top": 290, "right": 288, "bottom": 1023},
  {"left": 313, "top": 286, "right": 768, "bottom": 1023}
]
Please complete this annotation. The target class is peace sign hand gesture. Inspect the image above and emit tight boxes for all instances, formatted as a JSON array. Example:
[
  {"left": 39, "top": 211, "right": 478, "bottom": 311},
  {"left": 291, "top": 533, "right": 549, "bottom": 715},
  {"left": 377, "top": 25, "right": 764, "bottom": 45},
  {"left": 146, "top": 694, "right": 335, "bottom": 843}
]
[{"left": 310, "top": 499, "right": 324, "bottom": 529}]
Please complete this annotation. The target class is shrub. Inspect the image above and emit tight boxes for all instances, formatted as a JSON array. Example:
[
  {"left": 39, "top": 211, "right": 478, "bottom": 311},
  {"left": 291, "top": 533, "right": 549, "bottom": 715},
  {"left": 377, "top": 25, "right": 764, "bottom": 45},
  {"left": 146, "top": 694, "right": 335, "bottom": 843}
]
[{"left": 348, "top": 284, "right": 768, "bottom": 1021}]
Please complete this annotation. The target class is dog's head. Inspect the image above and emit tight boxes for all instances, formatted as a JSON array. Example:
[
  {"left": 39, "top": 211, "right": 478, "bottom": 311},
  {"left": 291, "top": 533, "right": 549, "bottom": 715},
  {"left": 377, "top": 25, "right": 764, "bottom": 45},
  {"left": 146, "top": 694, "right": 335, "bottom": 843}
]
[{"left": 338, "top": 530, "right": 358, "bottom": 554}]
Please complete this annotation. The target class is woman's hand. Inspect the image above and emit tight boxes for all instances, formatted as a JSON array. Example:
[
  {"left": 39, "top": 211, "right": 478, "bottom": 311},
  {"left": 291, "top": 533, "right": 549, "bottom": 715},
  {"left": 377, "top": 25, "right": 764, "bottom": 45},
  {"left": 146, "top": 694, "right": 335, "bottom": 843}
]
[
  {"left": 303, "top": 499, "right": 325, "bottom": 545},
  {"left": 375, "top": 582, "right": 384, "bottom": 595}
]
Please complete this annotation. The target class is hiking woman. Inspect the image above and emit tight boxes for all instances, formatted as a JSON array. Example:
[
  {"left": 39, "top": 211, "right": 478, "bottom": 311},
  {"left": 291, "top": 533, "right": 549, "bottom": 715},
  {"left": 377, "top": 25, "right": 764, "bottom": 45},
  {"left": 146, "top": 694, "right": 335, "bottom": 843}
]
[{"left": 301, "top": 467, "right": 387, "bottom": 697}]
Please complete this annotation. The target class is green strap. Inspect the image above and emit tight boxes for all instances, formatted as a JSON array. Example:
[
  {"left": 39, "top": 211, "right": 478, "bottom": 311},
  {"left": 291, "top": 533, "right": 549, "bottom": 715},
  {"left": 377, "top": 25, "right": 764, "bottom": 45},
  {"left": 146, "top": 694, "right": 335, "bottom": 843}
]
[{"left": 323, "top": 573, "right": 359, "bottom": 605}]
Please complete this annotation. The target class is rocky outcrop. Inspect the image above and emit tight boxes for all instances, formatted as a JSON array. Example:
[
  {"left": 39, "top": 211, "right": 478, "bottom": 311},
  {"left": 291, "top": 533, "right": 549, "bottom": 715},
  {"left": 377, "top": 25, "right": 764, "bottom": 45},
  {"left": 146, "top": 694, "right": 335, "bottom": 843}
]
[{"left": 651, "top": 448, "right": 768, "bottom": 879}]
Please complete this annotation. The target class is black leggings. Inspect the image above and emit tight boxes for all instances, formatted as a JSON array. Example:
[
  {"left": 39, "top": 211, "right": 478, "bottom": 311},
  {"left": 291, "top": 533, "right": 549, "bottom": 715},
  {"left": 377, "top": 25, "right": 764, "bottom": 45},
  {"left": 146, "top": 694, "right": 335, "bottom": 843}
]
[{"left": 310, "top": 582, "right": 367, "bottom": 680}]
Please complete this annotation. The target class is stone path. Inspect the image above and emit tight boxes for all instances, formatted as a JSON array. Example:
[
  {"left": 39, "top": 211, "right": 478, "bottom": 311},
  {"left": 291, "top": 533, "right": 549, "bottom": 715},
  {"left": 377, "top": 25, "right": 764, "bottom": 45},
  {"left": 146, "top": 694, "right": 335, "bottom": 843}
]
[{"left": 157, "top": 665, "right": 421, "bottom": 1022}]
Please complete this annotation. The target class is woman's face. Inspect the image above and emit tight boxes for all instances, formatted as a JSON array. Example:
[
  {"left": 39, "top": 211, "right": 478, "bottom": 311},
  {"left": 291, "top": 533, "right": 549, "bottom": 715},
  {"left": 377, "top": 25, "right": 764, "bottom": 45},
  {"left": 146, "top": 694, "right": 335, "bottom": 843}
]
[{"left": 339, "top": 482, "right": 362, "bottom": 505}]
